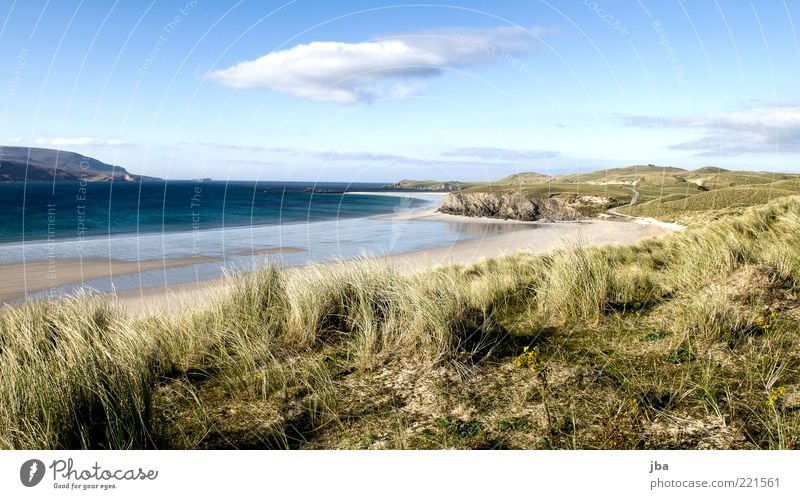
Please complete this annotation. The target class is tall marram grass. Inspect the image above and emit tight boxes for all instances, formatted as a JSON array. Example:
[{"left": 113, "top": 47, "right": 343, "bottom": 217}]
[
  {"left": 0, "top": 298, "right": 157, "bottom": 449},
  {"left": 1, "top": 196, "right": 800, "bottom": 449}
]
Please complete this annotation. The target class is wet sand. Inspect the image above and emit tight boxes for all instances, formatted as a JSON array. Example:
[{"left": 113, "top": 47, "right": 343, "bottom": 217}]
[
  {"left": 0, "top": 256, "right": 219, "bottom": 304},
  {"left": 231, "top": 246, "right": 306, "bottom": 257}
]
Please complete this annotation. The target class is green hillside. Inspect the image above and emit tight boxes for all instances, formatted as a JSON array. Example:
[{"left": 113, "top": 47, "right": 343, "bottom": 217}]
[
  {"left": 455, "top": 165, "right": 800, "bottom": 220},
  {"left": 620, "top": 183, "right": 800, "bottom": 222}
]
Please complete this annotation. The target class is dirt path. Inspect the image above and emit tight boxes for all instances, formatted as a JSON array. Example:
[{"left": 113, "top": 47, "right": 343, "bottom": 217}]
[
  {"left": 607, "top": 186, "right": 639, "bottom": 218},
  {"left": 606, "top": 186, "right": 685, "bottom": 231}
]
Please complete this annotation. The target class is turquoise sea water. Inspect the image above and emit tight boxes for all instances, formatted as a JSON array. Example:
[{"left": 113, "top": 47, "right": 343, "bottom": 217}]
[{"left": 0, "top": 181, "right": 420, "bottom": 243}]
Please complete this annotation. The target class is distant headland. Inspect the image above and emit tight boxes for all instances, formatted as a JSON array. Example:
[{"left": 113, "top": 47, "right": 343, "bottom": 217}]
[{"left": 0, "top": 146, "right": 160, "bottom": 182}]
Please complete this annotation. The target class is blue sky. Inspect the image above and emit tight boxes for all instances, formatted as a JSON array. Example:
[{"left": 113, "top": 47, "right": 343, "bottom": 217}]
[{"left": 0, "top": 0, "right": 798, "bottom": 181}]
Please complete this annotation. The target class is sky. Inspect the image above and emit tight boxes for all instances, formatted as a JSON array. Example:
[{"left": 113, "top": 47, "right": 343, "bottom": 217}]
[{"left": 0, "top": 0, "right": 798, "bottom": 182}]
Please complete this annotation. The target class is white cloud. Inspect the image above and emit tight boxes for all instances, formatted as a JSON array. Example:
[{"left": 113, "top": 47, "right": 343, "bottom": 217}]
[
  {"left": 207, "top": 25, "right": 555, "bottom": 103},
  {"left": 34, "top": 137, "right": 128, "bottom": 147},
  {"left": 624, "top": 105, "right": 800, "bottom": 156}
]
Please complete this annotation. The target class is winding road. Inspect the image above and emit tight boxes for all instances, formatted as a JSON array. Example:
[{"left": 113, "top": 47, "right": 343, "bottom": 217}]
[
  {"left": 606, "top": 185, "right": 685, "bottom": 232},
  {"left": 607, "top": 186, "right": 640, "bottom": 218}
]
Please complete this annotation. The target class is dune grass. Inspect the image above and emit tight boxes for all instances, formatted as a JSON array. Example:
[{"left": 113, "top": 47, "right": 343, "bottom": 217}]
[
  {"left": 619, "top": 186, "right": 800, "bottom": 222},
  {"left": 463, "top": 181, "right": 633, "bottom": 201},
  {"left": 1, "top": 198, "right": 800, "bottom": 449}
]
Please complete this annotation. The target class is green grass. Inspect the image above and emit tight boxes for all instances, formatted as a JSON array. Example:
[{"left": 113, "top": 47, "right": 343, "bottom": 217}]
[
  {"left": 496, "top": 172, "right": 552, "bottom": 184},
  {"left": 2, "top": 196, "right": 800, "bottom": 449},
  {"left": 403, "top": 167, "right": 800, "bottom": 222},
  {"left": 441, "top": 166, "right": 800, "bottom": 219},
  {"left": 683, "top": 171, "right": 794, "bottom": 190},
  {"left": 552, "top": 165, "right": 689, "bottom": 184},
  {"left": 462, "top": 181, "right": 633, "bottom": 203},
  {"left": 391, "top": 179, "right": 479, "bottom": 190},
  {"left": 619, "top": 185, "right": 800, "bottom": 222}
]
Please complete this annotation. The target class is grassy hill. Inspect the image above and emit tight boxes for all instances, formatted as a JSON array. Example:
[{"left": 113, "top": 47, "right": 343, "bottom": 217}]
[
  {"left": 385, "top": 179, "right": 479, "bottom": 191},
  {"left": 433, "top": 165, "right": 800, "bottom": 221},
  {"left": 464, "top": 181, "right": 633, "bottom": 200},
  {"left": 551, "top": 165, "right": 688, "bottom": 185},
  {"left": 393, "top": 166, "right": 799, "bottom": 212},
  {"left": 692, "top": 166, "right": 729, "bottom": 174},
  {"left": 682, "top": 170, "right": 790, "bottom": 190},
  {"left": 620, "top": 181, "right": 800, "bottom": 222},
  {"left": 497, "top": 172, "right": 552, "bottom": 184}
]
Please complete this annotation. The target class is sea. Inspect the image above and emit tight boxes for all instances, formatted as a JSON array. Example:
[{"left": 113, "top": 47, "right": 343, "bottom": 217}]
[{"left": 0, "top": 180, "right": 524, "bottom": 299}]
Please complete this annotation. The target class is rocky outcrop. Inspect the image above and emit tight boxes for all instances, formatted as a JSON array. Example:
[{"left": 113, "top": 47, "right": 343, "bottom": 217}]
[{"left": 437, "top": 191, "right": 612, "bottom": 221}]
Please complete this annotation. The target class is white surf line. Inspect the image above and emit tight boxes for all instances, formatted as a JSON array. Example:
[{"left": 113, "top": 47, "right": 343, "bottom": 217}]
[
  {"left": 345, "top": 191, "right": 448, "bottom": 221},
  {"left": 344, "top": 190, "right": 448, "bottom": 200}
]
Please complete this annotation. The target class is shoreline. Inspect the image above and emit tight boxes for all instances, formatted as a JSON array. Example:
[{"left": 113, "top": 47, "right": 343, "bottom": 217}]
[
  {"left": 114, "top": 216, "right": 677, "bottom": 316},
  {"left": 3, "top": 190, "right": 683, "bottom": 316},
  {"left": 0, "top": 256, "right": 219, "bottom": 305}
]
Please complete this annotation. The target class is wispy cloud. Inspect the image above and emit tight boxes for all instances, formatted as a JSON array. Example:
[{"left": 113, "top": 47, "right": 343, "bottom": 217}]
[
  {"left": 194, "top": 142, "right": 416, "bottom": 163},
  {"left": 441, "top": 146, "right": 560, "bottom": 160},
  {"left": 206, "top": 25, "right": 557, "bottom": 104},
  {"left": 623, "top": 105, "right": 800, "bottom": 156},
  {"left": 194, "top": 142, "right": 564, "bottom": 167},
  {"left": 34, "top": 136, "right": 129, "bottom": 147}
]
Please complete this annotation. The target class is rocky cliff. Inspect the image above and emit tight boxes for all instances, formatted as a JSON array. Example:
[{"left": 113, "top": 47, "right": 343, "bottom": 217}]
[{"left": 437, "top": 191, "right": 612, "bottom": 221}]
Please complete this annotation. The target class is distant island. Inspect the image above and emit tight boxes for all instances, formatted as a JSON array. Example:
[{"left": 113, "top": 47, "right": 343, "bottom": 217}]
[
  {"left": 0, "top": 146, "right": 159, "bottom": 182},
  {"left": 305, "top": 187, "right": 345, "bottom": 194}
]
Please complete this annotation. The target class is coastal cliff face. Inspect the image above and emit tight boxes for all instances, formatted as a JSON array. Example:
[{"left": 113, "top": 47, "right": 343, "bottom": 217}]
[{"left": 438, "top": 191, "right": 611, "bottom": 221}]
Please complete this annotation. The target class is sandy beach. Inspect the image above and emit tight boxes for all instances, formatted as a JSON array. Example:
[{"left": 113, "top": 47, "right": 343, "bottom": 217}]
[
  {"left": 1, "top": 192, "right": 682, "bottom": 316},
  {"left": 357, "top": 191, "right": 674, "bottom": 270},
  {"left": 0, "top": 256, "right": 219, "bottom": 304},
  {"left": 114, "top": 193, "right": 680, "bottom": 316},
  {"left": 114, "top": 218, "right": 673, "bottom": 316}
]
